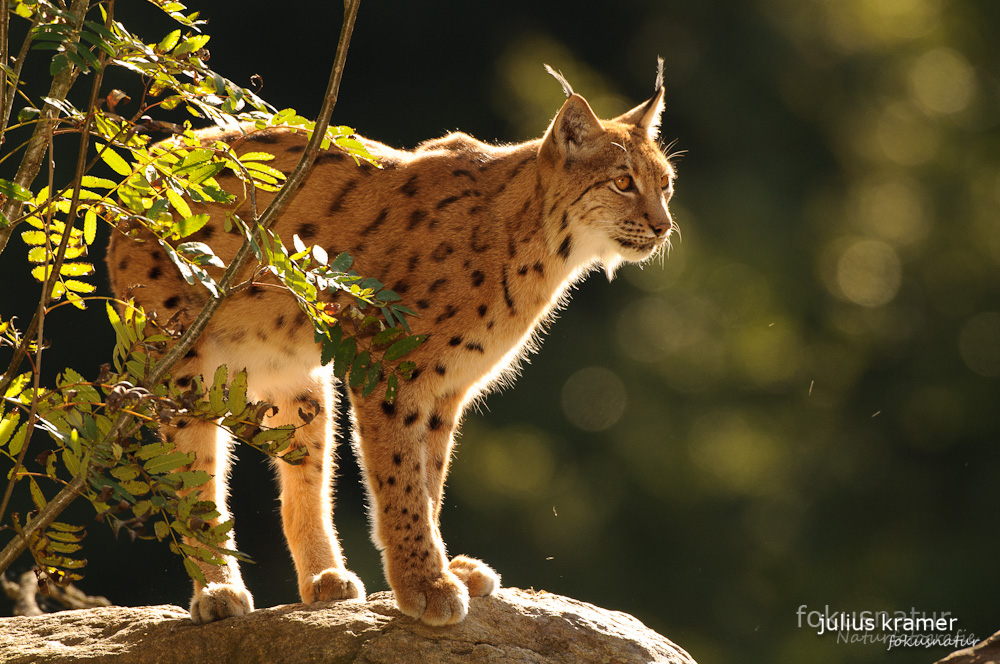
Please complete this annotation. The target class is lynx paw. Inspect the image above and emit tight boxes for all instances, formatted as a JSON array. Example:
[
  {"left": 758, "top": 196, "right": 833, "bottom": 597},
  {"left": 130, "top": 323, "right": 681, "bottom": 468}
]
[
  {"left": 190, "top": 582, "right": 254, "bottom": 624},
  {"left": 394, "top": 569, "right": 470, "bottom": 626},
  {"left": 449, "top": 555, "right": 500, "bottom": 597},
  {"left": 302, "top": 568, "right": 366, "bottom": 603}
]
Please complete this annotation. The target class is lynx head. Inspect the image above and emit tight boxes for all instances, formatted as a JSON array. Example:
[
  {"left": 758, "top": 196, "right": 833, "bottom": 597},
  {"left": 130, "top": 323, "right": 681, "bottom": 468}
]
[{"left": 538, "top": 59, "right": 676, "bottom": 275}]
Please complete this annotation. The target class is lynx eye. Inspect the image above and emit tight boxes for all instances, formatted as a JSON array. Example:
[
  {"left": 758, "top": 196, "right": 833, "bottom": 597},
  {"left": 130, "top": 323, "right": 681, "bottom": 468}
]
[
  {"left": 613, "top": 175, "right": 633, "bottom": 192},
  {"left": 660, "top": 173, "right": 672, "bottom": 189}
]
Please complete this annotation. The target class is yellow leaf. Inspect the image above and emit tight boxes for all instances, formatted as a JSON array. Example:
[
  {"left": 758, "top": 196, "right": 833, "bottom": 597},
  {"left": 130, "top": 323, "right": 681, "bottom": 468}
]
[
  {"left": 65, "top": 279, "right": 96, "bottom": 293},
  {"left": 96, "top": 143, "right": 132, "bottom": 176},
  {"left": 165, "top": 189, "right": 192, "bottom": 218},
  {"left": 84, "top": 208, "right": 97, "bottom": 245},
  {"left": 59, "top": 262, "right": 95, "bottom": 277}
]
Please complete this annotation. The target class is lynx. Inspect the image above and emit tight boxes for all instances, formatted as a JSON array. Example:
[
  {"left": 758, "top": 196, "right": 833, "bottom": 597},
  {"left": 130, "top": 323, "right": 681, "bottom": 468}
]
[{"left": 107, "top": 64, "right": 676, "bottom": 626}]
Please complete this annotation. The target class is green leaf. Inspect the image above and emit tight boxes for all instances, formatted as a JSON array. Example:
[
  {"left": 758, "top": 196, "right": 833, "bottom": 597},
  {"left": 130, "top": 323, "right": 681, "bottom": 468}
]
[
  {"left": 384, "top": 374, "right": 398, "bottom": 404},
  {"left": 183, "top": 556, "right": 207, "bottom": 586},
  {"left": 8, "top": 422, "right": 28, "bottom": 457},
  {"left": 372, "top": 327, "right": 404, "bottom": 348},
  {"left": 328, "top": 251, "right": 353, "bottom": 273},
  {"left": 349, "top": 351, "right": 371, "bottom": 389},
  {"left": 362, "top": 361, "right": 382, "bottom": 397},
  {"left": 0, "top": 178, "right": 31, "bottom": 202},
  {"left": 154, "top": 520, "right": 170, "bottom": 540},
  {"left": 143, "top": 451, "right": 192, "bottom": 476},
  {"left": 158, "top": 29, "right": 181, "bottom": 52},
  {"left": 209, "top": 365, "right": 227, "bottom": 414},
  {"left": 332, "top": 336, "right": 356, "bottom": 379},
  {"left": 172, "top": 213, "right": 210, "bottom": 239},
  {"left": 384, "top": 334, "right": 428, "bottom": 361},
  {"left": 29, "top": 478, "right": 46, "bottom": 511}
]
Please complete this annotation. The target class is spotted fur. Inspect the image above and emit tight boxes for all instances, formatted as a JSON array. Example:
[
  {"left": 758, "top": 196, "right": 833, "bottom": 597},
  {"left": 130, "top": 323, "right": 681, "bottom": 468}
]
[{"left": 106, "top": 71, "right": 676, "bottom": 626}]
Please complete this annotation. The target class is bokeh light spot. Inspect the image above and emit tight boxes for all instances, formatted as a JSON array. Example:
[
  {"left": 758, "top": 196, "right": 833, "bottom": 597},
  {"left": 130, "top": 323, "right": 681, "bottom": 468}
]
[
  {"left": 958, "top": 312, "right": 1000, "bottom": 377},
  {"left": 561, "top": 367, "right": 627, "bottom": 432},
  {"left": 909, "top": 47, "right": 976, "bottom": 116},
  {"left": 835, "top": 239, "right": 902, "bottom": 307}
]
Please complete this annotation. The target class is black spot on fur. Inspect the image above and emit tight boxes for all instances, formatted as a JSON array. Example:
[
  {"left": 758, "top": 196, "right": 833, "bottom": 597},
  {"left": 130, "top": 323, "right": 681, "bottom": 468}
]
[
  {"left": 431, "top": 242, "right": 453, "bottom": 262},
  {"left": 517, "top": 265, "right": 529, "bottom": 276},
  {"left": 164, "top": 295, "right": 180, "bottom": 309},
  {"left": 435, "top": 305, "right": 458, "bottom": 323},
  {"left": 533, "top": 261, "right": 545, "bottom": 275},
  {"left": 416, "top": 299, "right": 430, "bottom": 310},
  {"left": 392, "top": 452, "right": 403, "bottom": 465},
  {"left": 501, "top": 269, "right": 515, "bottom": 312},
  {"left": 328, "top": 179, "right": 358, "bottom": 215},
  {"left": 382, "top": 401, "right": 396, "bottom": 416},
  {"left": 465, "top": 342, "right": 485, "bottom": 354},
  {"left": 275, "top": 314, "right": 285, "bottom": 329},
  {"left": 401, "top": 174, "right": 419, "bottom": 197},
  {"left": 478, "top": 304, "right": 487, "bottom": 317},
  {"left": 449, "top": 336, "right": 462, "bottom": 346},
  {"left": 315, "top": 150, "right": 346, "bottom": 164},
  {"left": 176, "top": 376, "right": 192, "bottom": 388},
  {"left": 408, "top": 253, "right": 421, "bottom": 271},
  {"left": 148, "top": 265, "right": 162, "bottom": 280},
  {"left": 175, "top": 418, "right": 189, "bottom": 429},
  {"left": 453, "top": 169, "right": 476, "bottom": 180},
  {"left": 428, "top": 414, "right": 443, "bottom": 431},
  {"left": 395, "top": 281, "right": 410, "bottom": 294},
  {"left": 297, "top": 222, "right": 318, "bottom": 241},
  {"left": 435, "top": 364, "right": 447, "bottom": 375},
  {"left": 248, "top": 132, "right": 280, "bottom": 144},
  {"left": 408, "top": 208, "right": 427, "bottom": 231},
  {"left": 429, "top": 278, "right": 448, "bottom": 292},
  {"left": 471, "top": 270, "right": 485, "bottom": 287},
  {"left": 557, "top": 234, "right": 573, "bottom": 260},
  {"left": 361, "top": 207, "right": 390, "bottom": 236},
  {"left": 436, "top": 195, "right": 458, "bottom": 210},
  {"left": 404, "top": 412, "right": 419, "bottom": 426}
]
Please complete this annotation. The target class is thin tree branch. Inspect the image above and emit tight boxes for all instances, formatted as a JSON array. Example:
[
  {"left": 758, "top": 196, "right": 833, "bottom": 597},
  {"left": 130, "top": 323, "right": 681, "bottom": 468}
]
[
  {"left": 143, "top": 0, "right": 361, "bottom": 388},
  {"left": 0, "top": 0, "right": 89, "bottom": 257},
  {"left": 0, "top": 0, "right": 362, "bottom": 578}
]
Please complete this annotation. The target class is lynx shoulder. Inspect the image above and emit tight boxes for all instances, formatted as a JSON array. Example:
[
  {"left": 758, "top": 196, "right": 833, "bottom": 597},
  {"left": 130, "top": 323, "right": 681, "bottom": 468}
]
[{"left": 107, "top": 64, "right": 677, "bottom": 626}]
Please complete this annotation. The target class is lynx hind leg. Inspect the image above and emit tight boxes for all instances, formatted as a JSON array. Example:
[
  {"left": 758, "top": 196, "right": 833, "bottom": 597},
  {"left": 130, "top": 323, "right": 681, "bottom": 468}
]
[
  {"left": 354, "top": 395, "right": 496, "bottom": 625},
  {"left": 167, "top": 398, "right": 254, "bottom": 623},
  {"left": 267, "top": 369, "right": 365, "bottom": 604}
]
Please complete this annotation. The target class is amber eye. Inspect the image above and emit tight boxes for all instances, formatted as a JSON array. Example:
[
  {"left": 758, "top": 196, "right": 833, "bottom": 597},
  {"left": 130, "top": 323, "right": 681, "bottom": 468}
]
[
  {"left": 660, "top": 173, "right": 672, "bottom": 189},
  {"left": 613, "top": 175, "right": 632, "bottom": 192}
]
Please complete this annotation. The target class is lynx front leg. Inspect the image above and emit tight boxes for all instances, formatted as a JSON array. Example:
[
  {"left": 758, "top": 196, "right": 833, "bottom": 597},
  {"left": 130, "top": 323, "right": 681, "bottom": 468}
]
[
  {"left": 354, "top": 395, "right": 496, "bottom": 625},
  {"left": 268, "top": 372, "right": 365, "bottom": 604},
  {"left": 423, "top": 402, "right": 500, "bottom": 599},
  {"left": 170, "top": 416, "right": 254, "bottom": 623}
]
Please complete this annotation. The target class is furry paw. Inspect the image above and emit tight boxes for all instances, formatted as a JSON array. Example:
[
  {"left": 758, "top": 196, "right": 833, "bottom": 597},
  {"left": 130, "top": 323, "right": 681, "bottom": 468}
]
[
  {"left": 393, "top": 569, "right": 470, "bottom": 626},
  {"left": 189, "top": 582, "right": 254, "bottom": 624},
  {"left": 449, "top": 555, "right": 500, "bottom": 597},
  {"left": 301, "top": 568, "right": 366, "bottom": 603}
]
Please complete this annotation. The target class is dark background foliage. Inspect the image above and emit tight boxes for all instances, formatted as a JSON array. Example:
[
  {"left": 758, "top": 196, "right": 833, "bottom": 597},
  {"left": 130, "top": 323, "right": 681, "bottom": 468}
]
[{"left": 2, "top": 1, "right": 998, "bottom": 662}]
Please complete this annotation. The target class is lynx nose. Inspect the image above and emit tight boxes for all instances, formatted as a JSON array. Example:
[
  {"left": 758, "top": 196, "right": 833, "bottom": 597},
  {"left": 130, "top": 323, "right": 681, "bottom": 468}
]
[{"left": 650, "top": 211, "right": 672, "bottom": 237}]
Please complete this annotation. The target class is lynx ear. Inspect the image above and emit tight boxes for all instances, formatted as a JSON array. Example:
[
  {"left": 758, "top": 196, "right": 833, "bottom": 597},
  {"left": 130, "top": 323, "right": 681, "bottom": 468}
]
[
  {"left": 547, "top": 94, "right": 603, "bottom": 153},
  {"left": 614, "top": 57, "right": 666, "bottom": 139}
]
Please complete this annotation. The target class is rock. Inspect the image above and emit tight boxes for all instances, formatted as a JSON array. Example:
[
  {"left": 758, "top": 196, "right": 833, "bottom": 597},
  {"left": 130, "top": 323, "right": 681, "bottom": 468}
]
[
  {"left": 936, "top": 630, "right": 1000, "bottom": 664},
  {"left": 0, "top": 587, "right": 696, "bottom": 664}
]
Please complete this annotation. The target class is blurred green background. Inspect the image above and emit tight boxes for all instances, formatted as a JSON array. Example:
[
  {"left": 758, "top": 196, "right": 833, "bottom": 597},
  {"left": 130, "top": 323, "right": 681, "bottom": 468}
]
[{"left": 2, "top": 1, "right": 999, "bottom": 662}]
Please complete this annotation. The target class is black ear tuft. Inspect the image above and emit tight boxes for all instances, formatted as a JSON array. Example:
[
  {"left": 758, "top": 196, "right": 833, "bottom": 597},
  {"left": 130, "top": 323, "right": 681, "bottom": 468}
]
[
  {"left": 654, "top": 56, "right": 664, "bottom": 93},
  {"left": 544, "top": 64, "right": 574, "bottom": 98}
]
